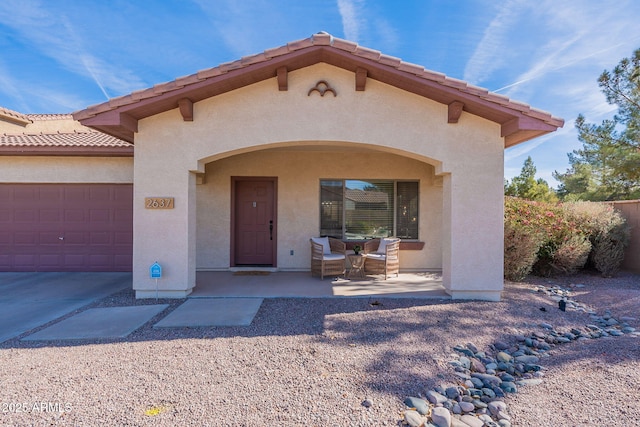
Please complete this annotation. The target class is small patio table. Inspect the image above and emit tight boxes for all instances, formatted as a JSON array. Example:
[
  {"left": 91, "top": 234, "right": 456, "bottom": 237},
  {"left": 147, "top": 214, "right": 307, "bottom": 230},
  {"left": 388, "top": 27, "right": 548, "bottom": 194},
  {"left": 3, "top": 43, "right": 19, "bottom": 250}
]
[{"left": 347, "top": 254, "right": 365, "bottom": 279}]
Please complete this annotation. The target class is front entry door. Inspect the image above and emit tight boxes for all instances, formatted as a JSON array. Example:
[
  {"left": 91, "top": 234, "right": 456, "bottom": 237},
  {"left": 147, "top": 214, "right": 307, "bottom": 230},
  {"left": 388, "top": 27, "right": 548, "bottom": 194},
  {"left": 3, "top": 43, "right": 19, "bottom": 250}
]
[{"left": 233, "top": 178, "right": 276, "bottom": 266}]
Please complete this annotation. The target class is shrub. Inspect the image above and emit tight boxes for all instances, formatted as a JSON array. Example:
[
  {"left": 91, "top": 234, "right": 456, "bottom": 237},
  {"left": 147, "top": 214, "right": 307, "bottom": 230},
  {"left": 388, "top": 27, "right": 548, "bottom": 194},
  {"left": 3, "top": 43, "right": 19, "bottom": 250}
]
[
  {"left": 504, "top": 198, "right": 545, "bottom": 280},
  {"left": 503, "top": 198, "right": 629, "bottom": 278},
  {"left": 504, "top": 220, "right": 543, "bottom": 281},
  {"left": 549, "top": 234, "right": 592, "bottom": 275},
  {"left": 562, "top": 202, "right": 631, "bottom": 276}
]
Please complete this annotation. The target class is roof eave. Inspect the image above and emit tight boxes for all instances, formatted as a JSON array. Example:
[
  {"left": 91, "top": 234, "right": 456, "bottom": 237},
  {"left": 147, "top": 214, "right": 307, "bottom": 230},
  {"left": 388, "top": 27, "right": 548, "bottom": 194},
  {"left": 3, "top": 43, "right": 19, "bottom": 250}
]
[
  {"left": 0, "top": 145, "right": 134, "bottom": 157},
  {"left": 73, "top": 40, "right": 564, "bottom": 147}
]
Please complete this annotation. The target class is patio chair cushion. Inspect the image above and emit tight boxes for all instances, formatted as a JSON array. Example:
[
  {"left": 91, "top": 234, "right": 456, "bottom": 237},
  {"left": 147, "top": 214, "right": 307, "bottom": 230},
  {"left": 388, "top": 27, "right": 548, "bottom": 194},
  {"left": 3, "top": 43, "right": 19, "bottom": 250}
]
[
  {"left": 364, "top": 253, "right": 386, "bottom": 261},
  {"left": 376, "top": 237, "right": 397, "bottom": 253},
  {"left": 313, "top": 253, "right": 346, "bottom": 261},
  {"left": 311, "top": 236, "right": 331, "bottom": 254}
]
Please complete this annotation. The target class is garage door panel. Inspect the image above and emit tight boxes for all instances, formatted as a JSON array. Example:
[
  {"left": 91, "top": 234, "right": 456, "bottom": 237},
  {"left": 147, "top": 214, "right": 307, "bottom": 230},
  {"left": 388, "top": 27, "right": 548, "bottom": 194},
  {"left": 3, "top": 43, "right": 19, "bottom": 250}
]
[
  {"left": 63, "top": 186, "right": 86, "bottom": 201},
  {"left": 40, "top": 254, "right": 63, "bottom": 267},
  {"left": 39, "top": 186, "right": 62, "bottom": 200},
  {"left": 39, "top": 232, "right": 61, "bottom": 245},
  {"left": 14, "top": 209, "right": 38, "bottom": 222},
  {"left": 14, "top": 187, "right": 37, "bottom": 200},
  {"left": 89, "top": 186, "right": 111, "bottom": 200},
  {"left": 64, "top": 209, "right": 86, "bottom": 222},
  {"left": 0, "top": 209, "right": 11, "bottom": 222},
  {"left": 14, "top": 254, "right": 37, "bottom": 269},
  {"left": 39, "top": 209, "right": 62, "bottom": 222},
  {"left": 63, "top": 232, "right": 87, "bottom": 245},
  {"left": 0, "top": 184, "right": 132, "bottom": 272},
  {"left": 14, "top": 232, "right": 37, "bottom": 245},
  {"left": 88, "top": 254, "right": 111, "bottom": 267},
  {"left": 114, "top": 231, "right": 133, "bottom": 245},
  {"left": 90, "top": 209, "right": 110, "bottom": 222},
  {"left": 90, "top": 232, "right": 110, "bottom": 245},
  {"left": 114, "top": 208, "right": 132, "bottom": 221},
  {"left": 0, "top": 254, "right": 10, "bottom": 268}
]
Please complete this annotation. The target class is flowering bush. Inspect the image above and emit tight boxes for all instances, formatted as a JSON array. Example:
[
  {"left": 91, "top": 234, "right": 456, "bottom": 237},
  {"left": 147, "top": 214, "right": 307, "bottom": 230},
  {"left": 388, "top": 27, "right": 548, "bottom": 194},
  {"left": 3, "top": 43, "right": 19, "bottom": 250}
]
[{"left": 504, "top": 197, "right": 629, "bottom": 279}]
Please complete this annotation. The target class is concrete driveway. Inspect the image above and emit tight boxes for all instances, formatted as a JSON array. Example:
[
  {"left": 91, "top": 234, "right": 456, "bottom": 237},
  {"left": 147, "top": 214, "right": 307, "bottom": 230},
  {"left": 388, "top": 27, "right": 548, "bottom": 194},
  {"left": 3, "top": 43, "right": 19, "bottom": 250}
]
[{"left": 0, "top": 272, "right": 130, "bottom": 343}]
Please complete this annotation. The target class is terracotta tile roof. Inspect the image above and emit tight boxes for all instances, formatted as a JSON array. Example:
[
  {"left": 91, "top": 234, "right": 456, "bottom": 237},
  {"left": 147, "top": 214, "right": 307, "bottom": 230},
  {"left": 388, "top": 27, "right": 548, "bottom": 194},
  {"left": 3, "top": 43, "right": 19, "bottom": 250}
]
[
  {"left": 26, "top": 113, "right": 74, "bottom": 121},
  {"left": 73, "top": 32, "right": 564, "bottom": 147},
  {"left": 346, "top": 189, "right": 389, "bottom": 205},
  {"left": 0, "top": 129, "right": 133, "bottom": 157},
  {"left": 0, "top": 106, "right": 32, "bottom": 125},
  {"left": 0, "top": 107, "right": 132, "bottom": 156},
  {"left": 0, "top": 130, "right": 131, "bottom": 148}
]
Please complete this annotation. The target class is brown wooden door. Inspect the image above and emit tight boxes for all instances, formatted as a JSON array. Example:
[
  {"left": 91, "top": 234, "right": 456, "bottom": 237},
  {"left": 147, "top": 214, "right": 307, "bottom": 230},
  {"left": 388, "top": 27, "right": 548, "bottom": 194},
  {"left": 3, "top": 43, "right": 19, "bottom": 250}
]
[{"left": 233, "top": 179, "right": 276, "bottom": 266}]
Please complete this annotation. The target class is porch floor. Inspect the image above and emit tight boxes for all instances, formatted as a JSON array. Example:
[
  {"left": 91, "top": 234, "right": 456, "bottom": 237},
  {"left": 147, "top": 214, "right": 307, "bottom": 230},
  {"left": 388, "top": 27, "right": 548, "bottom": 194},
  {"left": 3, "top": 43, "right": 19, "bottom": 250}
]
[{"left": 192, "top": 271, "right": 448, "bottom": 299}]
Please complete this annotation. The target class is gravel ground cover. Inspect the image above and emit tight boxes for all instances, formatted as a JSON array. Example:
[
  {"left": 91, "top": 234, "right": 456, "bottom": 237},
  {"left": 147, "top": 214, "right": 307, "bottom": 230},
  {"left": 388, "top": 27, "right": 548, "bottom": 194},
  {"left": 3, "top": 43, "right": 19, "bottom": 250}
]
[{"left": 1, "top": 271, "right": 638, "bottom": 426}]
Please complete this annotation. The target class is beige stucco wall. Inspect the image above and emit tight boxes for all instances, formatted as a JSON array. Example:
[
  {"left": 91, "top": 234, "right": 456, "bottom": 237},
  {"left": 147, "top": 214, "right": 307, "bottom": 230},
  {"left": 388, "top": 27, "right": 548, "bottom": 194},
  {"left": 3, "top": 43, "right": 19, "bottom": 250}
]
[
  {"left": 196, "top": 149, "right": 442, "bottom": 271},
  {"left": 0, "top": 156, "right": 133, "bottom": 183},
  {"left": 133, "top": 63, "right": 505, "bottom": 300}
]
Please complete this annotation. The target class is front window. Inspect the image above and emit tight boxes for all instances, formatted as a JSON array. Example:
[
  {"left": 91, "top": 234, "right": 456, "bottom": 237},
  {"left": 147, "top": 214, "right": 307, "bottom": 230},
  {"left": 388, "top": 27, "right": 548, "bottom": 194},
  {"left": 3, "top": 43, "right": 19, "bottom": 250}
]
[{"left": 320, "top": 179, "right": 419, "bottom": 240}]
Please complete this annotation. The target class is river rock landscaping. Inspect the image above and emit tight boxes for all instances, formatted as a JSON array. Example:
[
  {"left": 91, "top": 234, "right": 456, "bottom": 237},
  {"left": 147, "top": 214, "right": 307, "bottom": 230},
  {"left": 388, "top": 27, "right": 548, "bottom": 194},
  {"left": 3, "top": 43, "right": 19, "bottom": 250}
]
[{"left": 400, "top": 282, "right": 640, "bottom": 427}]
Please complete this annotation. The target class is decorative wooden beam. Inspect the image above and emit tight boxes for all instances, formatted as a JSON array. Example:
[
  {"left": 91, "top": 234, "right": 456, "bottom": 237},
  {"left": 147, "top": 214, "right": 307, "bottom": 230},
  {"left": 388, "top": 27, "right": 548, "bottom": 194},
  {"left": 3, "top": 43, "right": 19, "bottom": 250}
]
[
  {"left": 119, "top": 113, "right": 138, "bottom": 133},
  {"left": 501, "top": 117, "right": 520, "bottom": 137},
  {"left": 195, "top": 172, "right": 206, "bottom": 185},
  {"left": 448, "top": 101, "right": 464, "bottom": 123},
  {"left": 277, "top": 66, "right": 288, "bottom": 91},
  {"left": 178, "top": 98, "right": 194, "bottom": 121},
  {"left": 355, "top": 67, "right": 367, "bottom": 91}
]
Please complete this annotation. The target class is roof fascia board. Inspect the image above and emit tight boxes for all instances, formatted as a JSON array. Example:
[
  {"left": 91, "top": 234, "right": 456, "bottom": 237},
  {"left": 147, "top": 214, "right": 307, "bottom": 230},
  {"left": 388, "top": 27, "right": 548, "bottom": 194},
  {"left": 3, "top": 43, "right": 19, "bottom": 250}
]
[
  {"left": 75, "top": 44, "right": 562, "bottom": 146},
  {"left": 0, "top": 146, "right": 133, "bottom": 157}
]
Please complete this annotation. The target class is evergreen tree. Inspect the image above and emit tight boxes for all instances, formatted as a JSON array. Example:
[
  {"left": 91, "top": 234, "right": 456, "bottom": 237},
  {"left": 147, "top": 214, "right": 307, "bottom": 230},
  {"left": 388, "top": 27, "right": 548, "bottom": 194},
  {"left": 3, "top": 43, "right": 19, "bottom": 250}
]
[
  {"left": 505, "top": 156, "right": 558, "bottom": 202},
  {"left": 554, "top": 48, "right": 640, "bottom": 201}
]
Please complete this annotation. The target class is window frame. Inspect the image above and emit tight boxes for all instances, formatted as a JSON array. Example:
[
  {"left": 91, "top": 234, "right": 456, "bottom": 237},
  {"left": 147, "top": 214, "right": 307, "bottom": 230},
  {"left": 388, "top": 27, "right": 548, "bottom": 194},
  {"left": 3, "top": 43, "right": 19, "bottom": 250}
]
[{"left": 319, "top": 179, "right": 419, "bottom": 241}]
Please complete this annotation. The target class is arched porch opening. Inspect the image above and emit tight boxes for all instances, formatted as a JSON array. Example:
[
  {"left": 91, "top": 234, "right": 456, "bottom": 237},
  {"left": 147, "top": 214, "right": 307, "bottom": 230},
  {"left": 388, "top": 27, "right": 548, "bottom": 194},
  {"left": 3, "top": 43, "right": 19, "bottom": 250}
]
[{"left": 193, "top": 141, "right": 445, "bottom": 275}]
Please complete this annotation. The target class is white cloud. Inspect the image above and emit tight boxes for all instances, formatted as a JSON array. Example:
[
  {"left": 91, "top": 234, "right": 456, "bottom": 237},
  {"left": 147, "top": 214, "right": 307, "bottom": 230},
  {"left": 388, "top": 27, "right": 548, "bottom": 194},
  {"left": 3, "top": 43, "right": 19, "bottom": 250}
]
[
  {"left": 337, "top": 0, "right": 365, "bottom": 42},
  {"left": 463, "top": 0, "right": 523, "bottom": 84},
  {"left": 0, "top": 61, "right": 29, "bottom": 111},
  {"left": 0, "top": 0, "right": 145, "bottom": 102}
]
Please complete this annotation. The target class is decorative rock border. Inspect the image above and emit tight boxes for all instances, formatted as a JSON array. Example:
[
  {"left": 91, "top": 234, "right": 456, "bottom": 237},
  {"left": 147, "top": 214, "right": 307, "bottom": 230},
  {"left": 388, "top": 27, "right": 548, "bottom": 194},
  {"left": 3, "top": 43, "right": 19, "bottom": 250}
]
[{"left": 399, "top": 284, "right": 639, "bottom": 427}]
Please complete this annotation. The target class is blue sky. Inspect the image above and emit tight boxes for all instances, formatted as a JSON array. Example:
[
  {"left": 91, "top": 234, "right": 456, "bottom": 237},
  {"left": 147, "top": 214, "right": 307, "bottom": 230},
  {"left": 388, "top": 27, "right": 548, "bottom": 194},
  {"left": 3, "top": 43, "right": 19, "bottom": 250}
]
[{"left": 1, "top": 0, "right": 639, "bottom": 187}]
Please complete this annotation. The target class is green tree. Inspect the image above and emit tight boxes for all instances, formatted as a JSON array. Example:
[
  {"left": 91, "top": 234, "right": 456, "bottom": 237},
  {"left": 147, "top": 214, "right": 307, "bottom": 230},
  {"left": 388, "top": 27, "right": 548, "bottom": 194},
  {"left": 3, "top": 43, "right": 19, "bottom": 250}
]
[
  {"left": 505, "top": 156, "right": 558, "bottom": 202},
  {"left": 554, "top": 48, "right": 640, "bottom": 201}
]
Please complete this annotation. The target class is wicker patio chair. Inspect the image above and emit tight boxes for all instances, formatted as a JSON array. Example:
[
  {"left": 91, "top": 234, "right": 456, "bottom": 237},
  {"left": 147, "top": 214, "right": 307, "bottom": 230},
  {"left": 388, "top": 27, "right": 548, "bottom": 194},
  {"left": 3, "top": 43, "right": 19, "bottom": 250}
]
[
  {"left": 310, "top": 237, "right": 346, "bottom": 280},
  {"left": 363, "top": 238, "right": 401, "bottom": 279}
]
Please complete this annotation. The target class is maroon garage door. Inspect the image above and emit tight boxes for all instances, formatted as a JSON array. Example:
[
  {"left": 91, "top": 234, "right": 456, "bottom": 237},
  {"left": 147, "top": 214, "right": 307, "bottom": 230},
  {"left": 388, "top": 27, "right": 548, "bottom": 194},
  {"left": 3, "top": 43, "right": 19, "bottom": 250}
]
[{"left": 0, "top": 184, "right": 133, "bottom": 272}]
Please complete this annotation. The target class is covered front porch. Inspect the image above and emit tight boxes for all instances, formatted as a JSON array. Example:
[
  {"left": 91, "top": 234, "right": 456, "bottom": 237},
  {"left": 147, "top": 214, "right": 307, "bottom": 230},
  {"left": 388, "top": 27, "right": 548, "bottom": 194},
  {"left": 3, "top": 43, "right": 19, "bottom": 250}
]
[{"left": 192, "top": 270, "right": 448, "bottom": 299}]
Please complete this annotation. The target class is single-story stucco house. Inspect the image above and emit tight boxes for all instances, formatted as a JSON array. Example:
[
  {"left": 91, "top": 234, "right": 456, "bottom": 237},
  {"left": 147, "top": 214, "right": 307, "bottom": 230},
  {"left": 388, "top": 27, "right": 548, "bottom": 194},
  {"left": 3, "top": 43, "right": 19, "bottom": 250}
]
[{"left": 1, "top": 33, "right": 563, "bottom": 301}]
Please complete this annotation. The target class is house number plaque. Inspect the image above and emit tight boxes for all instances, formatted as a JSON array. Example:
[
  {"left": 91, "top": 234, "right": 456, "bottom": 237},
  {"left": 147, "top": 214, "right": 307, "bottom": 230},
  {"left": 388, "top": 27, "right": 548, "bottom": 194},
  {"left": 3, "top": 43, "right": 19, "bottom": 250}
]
[{"left": 145, "top": 197, "right": 174, "bottom": 209}]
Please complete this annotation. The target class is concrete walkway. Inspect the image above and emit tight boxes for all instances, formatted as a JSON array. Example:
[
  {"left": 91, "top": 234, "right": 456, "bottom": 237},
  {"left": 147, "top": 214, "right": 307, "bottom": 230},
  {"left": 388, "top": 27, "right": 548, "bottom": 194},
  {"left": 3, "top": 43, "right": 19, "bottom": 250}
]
[
  {"left": 1, "top": 271, "right": 447, "bottom": 343},
  {"left": 0, "top": 272, "right": 130, "bottom": 343},
  {"left": 22, "top": 304, "right": 169, "bottom": 341},
  {"left": 192, "top": 271, "right": 448, "bottom": 298}
]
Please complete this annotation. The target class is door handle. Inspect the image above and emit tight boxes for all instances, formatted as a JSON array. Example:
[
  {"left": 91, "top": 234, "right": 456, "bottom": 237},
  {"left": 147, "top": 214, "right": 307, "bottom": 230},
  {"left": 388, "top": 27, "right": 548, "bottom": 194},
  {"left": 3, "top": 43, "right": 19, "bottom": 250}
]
[{"left": 269, "top": 220, "right": 273, "bottom": 240}]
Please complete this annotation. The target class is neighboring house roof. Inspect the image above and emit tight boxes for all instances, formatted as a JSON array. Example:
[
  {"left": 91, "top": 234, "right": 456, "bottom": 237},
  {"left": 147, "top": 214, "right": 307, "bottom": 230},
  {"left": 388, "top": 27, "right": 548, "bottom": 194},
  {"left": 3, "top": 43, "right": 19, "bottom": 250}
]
[
  {"left": 73, "top": 32, "right": 563, "bottom": 147},
  {"left": 346, "top": 189, "right": 389, "bottom": 205},
  {"left": 0, "top": 106, "right": 32, "bottom": 126},
  {"left": 0, "top": 112, "right": 133, "bottom": 156}
]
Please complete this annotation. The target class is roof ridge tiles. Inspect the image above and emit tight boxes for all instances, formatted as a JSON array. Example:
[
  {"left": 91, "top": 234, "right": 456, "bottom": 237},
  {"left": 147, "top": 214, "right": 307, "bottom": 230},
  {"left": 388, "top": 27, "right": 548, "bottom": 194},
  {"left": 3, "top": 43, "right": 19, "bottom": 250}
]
[
  {"left": 311, "top": 32, "right": 332, "bottom": 45},
  {"left": 331, "top": 37, "right": 358, "bottom": 52}
]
